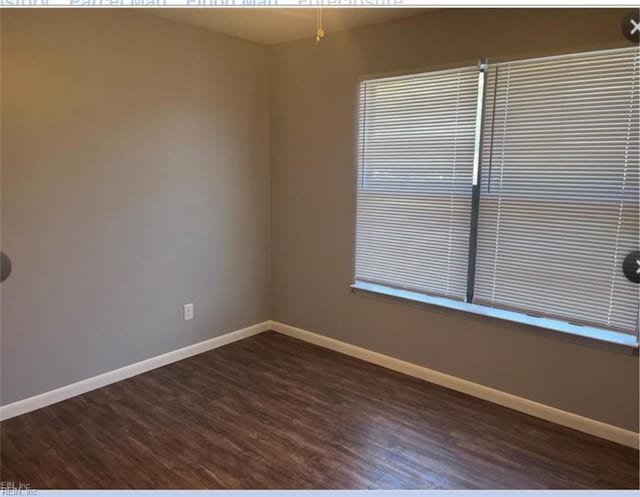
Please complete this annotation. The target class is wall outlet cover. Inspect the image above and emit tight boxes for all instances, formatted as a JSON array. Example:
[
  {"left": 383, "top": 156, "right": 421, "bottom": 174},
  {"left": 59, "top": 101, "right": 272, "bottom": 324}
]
[{"left": 184, "top": 303, "right": 194, "bottom": 321}]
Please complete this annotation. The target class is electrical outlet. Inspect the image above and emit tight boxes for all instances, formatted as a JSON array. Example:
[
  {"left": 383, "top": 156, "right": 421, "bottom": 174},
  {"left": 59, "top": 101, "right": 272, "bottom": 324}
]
[{"left": 184, "top": 303, "right": 194, "bottom": 321}]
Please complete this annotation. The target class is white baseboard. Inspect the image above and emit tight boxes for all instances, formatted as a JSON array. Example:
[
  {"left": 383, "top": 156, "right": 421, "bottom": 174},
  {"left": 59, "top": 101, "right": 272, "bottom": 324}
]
[
  {"left": 0, "top": 321, "right": 270, "bottom": 422},
  {"left": 269, "top": 320, "right": 640, "bottom": 449},
  {"left": 3, "top": 319, "right": 637, "bottom": 450}
]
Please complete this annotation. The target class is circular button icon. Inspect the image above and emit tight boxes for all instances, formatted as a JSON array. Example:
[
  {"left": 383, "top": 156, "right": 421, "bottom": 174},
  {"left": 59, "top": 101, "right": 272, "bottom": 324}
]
[
  {"left": 622, "top": 250, "right": 640, "bottom": 284},
  {"left": 0, "top": 251, "right": 11, "bottom": 283},
  {"left": 622, "top": 9, "right": 639, "bottom": 43}
]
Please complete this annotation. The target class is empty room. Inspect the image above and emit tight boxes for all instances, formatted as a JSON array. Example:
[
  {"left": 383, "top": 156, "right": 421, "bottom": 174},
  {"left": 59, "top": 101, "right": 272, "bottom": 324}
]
[{"left": 1, "top": 3, "right": 639, "bottom": 493}]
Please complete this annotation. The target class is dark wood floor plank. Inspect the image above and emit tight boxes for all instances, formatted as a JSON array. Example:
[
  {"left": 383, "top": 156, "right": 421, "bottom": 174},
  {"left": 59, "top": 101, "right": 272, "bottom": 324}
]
[{"left": 1, "top": 331, "right": 638, "bottom": 489}]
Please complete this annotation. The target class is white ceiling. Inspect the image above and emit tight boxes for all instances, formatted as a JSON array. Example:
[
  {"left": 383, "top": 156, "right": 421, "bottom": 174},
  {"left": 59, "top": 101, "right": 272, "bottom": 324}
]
[{"left": 149, "top": 8, "right": 428, "bottom": 45}]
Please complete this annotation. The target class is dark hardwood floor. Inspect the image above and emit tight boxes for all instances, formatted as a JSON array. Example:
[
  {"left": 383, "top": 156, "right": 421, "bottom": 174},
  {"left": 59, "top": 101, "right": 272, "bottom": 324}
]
[{"left": 1, "top": 331, "right": 638, "bottom": 489}]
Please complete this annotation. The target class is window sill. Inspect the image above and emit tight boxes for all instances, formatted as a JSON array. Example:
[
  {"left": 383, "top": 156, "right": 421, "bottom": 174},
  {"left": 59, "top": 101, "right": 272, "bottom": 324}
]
[{"left": 351, "top": 281, "right": 639, "bottom": 353}]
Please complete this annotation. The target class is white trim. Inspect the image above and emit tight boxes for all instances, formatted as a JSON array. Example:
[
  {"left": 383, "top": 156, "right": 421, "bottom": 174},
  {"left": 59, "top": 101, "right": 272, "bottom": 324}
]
[
  {"left": 351, "top": 281, "right": 639, "bottom": 350},
  {"left": 0, "top": 321, "right": 270, "bottom": 422},
  {"left": 269, "top": 320, "right": 640, "bottom": 449}
]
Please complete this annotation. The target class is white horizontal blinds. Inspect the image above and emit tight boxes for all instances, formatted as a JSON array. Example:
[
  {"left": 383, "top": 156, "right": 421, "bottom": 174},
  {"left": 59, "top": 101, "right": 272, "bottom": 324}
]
[
  {"left": 355, "top": 66, "right": 479, "bottom": 299},
  {"left": 475, "top": 47, "right": 640, "bottom": 334}
]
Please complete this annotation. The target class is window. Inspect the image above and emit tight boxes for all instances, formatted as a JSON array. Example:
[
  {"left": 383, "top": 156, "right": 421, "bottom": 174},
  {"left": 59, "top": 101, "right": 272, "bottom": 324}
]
[
  {"left": 355, "top": 66, "right": 479, "bottom": 300},
  {"left": 354, "top": 46, "right": 640, "bottom": 341}
]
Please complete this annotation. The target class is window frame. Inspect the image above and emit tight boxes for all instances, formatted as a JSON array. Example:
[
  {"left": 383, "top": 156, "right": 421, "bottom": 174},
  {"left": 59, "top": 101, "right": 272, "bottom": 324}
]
[{"left": 352, "top": 48, "right": 640, "bottom": 351}]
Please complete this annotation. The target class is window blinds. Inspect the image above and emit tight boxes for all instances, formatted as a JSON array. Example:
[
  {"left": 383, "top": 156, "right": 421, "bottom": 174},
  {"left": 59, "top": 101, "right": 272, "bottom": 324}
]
[
  {"left": 474, "top": 47, "right": 640, "bottom": 334},
  {"left": 355, "top": 66, "right": 479, "bottom": 300}
]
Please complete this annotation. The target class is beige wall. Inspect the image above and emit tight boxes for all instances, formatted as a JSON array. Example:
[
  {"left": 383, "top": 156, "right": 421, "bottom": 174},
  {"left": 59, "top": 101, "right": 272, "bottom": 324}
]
[
  {"left": 1, "top": 9, "right": 270, "bottom": 404},
  {"left": 270, "top": 8, "right": 639, "bottom": 431}
]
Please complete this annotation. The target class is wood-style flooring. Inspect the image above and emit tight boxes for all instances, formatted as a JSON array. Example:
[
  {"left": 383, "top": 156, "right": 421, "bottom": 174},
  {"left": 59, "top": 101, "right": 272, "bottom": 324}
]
[{"left": 1, "top": 331, "right": 638, "bottom": 489}]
